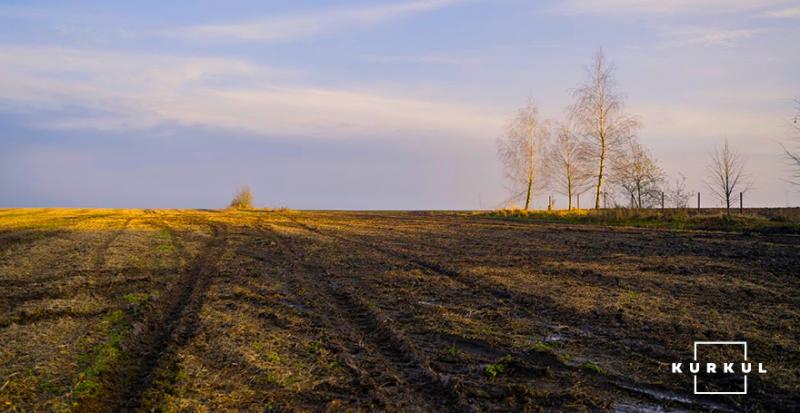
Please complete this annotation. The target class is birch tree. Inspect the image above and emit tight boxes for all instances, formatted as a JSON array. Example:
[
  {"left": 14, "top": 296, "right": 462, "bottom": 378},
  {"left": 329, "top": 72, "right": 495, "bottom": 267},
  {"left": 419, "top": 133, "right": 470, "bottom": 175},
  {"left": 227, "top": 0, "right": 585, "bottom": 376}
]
[
  {"left": 611, "top": 141, "right": 664, "bottom": 208},
  {"left": 706, "top": 140, "right": 749, "bottom": 213},
  {"left": 547, "top": 122, "right": 591, "bottom": 210},
  {"left": 571, "top": 49, "right": 639, "bottom": 209},
  {"left": 497, "top": 100, "right": 548, "bottom": 210}
]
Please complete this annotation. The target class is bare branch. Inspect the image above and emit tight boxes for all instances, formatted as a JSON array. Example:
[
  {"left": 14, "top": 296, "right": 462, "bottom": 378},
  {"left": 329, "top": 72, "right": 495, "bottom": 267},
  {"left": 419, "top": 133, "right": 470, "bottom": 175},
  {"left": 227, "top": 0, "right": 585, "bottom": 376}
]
[
  {"left": 785, "top": 98, "right": 800, "bottom": 185},
  {"left": 570, "top": 48, "right": 640, "bottom": 209},
  {"left": 546, "top": 121, "right": 593, "bottom": 209},
  {"left": 610, "top": 140, "right": 664, "bottom": 208},
  {"left": 705, "top": 140, "right": 750, "bottom": 212},
  {"left": 666, "top": 173, "right": 692, "bottom": 208},
  {"left": 496, "top": 99, "right": 550, "bottom": 209}
]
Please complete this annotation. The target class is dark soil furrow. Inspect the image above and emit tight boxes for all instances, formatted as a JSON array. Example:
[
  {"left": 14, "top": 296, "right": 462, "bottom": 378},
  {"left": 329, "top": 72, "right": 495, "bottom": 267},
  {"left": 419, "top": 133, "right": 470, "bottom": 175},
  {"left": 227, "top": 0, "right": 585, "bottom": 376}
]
[
  {"left": 76, "top": 220, "right": 227, "bottom": 413},
  {"left": 252, "top": 222, "right": 469, "bottom": 412},
  {"left": 0, "top": 308, "right": 109, "bottom": 329},
  {"left": 91, "top": 218, "right": 133, "bottom": 271},
  {"left": 147, "top": 218, "right": 191, "bottom": 271}
]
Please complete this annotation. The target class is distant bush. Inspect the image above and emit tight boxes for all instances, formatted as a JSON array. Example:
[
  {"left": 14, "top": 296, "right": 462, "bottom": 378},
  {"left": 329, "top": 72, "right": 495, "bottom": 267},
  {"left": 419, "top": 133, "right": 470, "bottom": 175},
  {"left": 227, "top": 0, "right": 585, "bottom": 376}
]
[{"left": 229, "top": 186, "right": 253, "bottom": 209}]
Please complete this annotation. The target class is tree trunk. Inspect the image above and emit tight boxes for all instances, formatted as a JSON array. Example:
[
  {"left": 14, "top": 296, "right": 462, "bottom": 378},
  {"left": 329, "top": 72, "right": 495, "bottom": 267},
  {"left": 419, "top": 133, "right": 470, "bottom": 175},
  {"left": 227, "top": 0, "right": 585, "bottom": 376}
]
[
  {"left": 567, "top": 179, "right": 573, "bottom": 211},
  {"left": 524, "top": 129, "right": 535, "bottom": 210},
  {"left": 725, "top": 193, "right": 731, "bottom": 215},
  {"left": 524, "top": 177, "right": 532, "bottom": 210},
  {"left": 595, "top": 144, "right": 605, "bottom": 209},
  {"left": 524, "top": 154, "right": 534, "bottom": 210},
  {"left": 636, "top": 181, "right": 642, "bottom": 209}
]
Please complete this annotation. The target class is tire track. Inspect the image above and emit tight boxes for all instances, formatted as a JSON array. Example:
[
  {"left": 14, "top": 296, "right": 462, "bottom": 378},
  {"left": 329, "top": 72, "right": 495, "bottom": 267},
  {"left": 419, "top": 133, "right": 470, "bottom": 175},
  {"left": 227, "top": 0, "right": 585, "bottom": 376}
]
[
  {"left": 281, "top": 216, "right": 508, "bottom": 299},
  {"left": 76, "top": 219, "right": 226, "bottom": 413},
  {"left": 148, "top": 218, "right": 191, "bottom": 272},
  {"left": 248, "top": 221, "right": 470, "bottom": 412},
  {"left": 91, "top": 217, "right": 133, "bottom": 271},
  {"left": 276, "top": 215, "right": 742, "bottom": 413}
]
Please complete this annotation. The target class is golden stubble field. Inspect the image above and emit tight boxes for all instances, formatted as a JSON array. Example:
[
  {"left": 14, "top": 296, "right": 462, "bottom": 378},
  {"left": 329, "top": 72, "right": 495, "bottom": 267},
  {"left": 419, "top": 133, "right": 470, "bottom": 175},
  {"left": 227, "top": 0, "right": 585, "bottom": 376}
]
[{"left": 0, "top": 208, "right": 798, "bottom": 412}]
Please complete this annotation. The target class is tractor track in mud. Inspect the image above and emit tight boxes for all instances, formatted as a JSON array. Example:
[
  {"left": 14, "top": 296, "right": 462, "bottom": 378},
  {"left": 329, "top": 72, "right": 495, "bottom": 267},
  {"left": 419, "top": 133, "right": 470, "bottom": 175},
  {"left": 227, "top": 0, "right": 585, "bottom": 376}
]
[
  {"left": 274, "top": 216, "right": 746, "bottom": 412},
  {"left": 245, "top": 221, "right": 470, "bottom": 412},
  {"left": 77, "top": 218, "right": 227, "bottom": 413},
  {"left": 279, "top": 216, "right": 533, "bottom": 307},
  {"left": 91, "top": 218, "right": 133, "bottom": 271}
]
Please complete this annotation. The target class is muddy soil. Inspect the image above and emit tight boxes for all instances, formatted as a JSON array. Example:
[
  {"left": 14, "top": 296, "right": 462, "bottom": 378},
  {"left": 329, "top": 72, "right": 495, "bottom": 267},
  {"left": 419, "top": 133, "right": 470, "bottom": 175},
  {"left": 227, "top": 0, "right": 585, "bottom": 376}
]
[{"left": 1, "top": 209, "right": 798, "bottom": 412}]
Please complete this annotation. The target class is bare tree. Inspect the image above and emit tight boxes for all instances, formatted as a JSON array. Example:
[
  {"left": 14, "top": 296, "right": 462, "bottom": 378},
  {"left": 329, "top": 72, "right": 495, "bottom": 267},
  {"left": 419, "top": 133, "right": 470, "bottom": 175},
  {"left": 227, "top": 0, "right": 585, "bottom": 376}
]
[
  {"left": 611, "top": 141, "right": 664, "bottom": 208},
  {"left": 666, "top": 173, "right": 692, "bottom": 208},
  {"left": 497, "top": 100, "right": 549, "bottom": 209},
  {"left": 571, "top": 49, "right": 640, "bottom": 209},
  {"left": 784, "top": 98, "right": 800, "bottom": 184},
  {"left": 547, "top": 122, "right": 592, "bottom": 210},
  {"left": 229, "top": 185, "right": 253, "bottom": 209},
  {"left": 706, "top": 140, "right": 749, "bottom": 213}
]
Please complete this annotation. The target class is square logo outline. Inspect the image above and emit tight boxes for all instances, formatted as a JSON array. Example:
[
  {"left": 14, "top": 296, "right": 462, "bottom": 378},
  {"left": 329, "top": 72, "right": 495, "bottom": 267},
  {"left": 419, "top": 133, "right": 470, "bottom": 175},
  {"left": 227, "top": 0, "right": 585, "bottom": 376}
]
[{"left": 693, "top": 341, "right": 747, "bottom": 395}]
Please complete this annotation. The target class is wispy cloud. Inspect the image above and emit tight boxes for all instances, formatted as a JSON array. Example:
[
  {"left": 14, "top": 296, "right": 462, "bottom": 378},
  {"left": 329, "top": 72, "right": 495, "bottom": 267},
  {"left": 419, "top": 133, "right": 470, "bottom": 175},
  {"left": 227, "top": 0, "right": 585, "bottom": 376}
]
[
  {"left": 760, "top": 6, "right": 800, "bottom": 18},
  {"left": 0, "top": 45, "right": 504, "bottom": 139},
  {"left": 168, "top": 0, "right": 468, "bottom": 42},
  {"left": 551, "top": 0, "right": 790, "bottom": 15},
  {"left": 661, "top": 27, "right": 765, "bottom": 47},
  {"left": 364, "top": 53, "right": 484, "bottom": 66}
]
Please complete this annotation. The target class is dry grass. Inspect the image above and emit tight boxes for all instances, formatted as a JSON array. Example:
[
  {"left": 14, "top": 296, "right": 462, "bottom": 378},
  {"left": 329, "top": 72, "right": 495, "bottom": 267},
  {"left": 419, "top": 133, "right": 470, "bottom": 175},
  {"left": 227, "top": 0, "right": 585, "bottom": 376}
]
[{"left": 486, "top": 207, "right": 800, "bottom": 233}]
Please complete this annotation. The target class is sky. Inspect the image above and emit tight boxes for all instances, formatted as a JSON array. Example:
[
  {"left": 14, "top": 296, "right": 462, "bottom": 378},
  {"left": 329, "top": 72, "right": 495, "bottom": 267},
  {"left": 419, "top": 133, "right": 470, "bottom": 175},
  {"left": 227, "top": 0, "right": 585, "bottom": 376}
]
[{"left": 1, "top": 0, "right": 799, "bottom": 209}]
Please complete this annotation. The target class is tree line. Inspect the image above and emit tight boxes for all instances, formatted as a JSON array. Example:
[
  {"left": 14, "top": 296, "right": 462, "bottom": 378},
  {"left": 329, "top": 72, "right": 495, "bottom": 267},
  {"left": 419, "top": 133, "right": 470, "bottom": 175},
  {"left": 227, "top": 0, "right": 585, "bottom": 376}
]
[{"left": 496, "top": 49, "right": 800, "bottom": 212}]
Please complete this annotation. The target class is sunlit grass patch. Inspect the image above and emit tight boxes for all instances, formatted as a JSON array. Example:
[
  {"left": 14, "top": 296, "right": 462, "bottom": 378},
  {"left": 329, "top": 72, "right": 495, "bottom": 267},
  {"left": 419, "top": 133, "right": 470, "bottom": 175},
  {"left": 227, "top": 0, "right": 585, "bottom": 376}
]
[
  {"left": 483, "top": 207, "right": 800, "bottom": 233},
  {"left": 72, "top": 310, "right": 128, "bottom": 402}
]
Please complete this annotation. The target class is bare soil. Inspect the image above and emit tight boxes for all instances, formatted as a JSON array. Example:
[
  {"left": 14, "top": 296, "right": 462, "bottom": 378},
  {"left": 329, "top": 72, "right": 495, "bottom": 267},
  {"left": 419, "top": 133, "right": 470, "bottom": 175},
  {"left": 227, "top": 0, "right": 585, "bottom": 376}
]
[{"left": 1, "top": 209, "right": 798, "bottom": 412}]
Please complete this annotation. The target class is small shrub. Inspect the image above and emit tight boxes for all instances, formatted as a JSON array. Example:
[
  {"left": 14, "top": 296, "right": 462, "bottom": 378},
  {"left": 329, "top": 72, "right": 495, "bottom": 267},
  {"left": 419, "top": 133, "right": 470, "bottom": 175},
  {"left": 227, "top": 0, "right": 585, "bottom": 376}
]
[
  {"left": 229, "top": 186, "right": 253, "bottom": 209},
  {"left": 484, "top": 355, "right": 514, "bottom": 379},
  {"left": 484, "top": 362, "right": 505, "bottom": 379}
]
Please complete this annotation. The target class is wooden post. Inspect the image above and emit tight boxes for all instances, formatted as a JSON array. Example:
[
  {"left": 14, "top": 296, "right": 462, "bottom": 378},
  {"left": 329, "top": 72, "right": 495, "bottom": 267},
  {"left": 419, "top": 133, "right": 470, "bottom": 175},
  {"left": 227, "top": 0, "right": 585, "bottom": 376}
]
[
  {"left": 577, "top": 193, "right": 580, "bottom": 209},
  {"left": 740, "top": 192, "right": 743, "bottom": 214},
  {"left": 661, "top": 192, "right": 665, "bottom": 210},
  {"left": 697, "top": 192, "right": 700, "bottom": 211}
]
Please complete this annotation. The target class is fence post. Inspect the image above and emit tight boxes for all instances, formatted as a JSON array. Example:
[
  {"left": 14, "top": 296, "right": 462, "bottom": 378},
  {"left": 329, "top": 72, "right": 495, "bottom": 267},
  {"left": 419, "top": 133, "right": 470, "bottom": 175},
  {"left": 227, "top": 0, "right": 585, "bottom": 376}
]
[
  {"left": 697, "top": 192, "right": 700, "bottom": 211},
  {"left": 577, "top": 193, "right": 580, "bottom": 209},
  {"left": 661, "top": 192, "right": 665, "bottom": 210},
  {"left": 740, "top": 192, "right": 743, "bottom": 214}
]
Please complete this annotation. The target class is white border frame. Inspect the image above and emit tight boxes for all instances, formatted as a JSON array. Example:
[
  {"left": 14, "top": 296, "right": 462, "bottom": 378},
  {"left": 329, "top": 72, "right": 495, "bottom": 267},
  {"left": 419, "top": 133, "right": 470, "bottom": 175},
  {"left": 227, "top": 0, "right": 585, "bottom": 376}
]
[{"left": 693, "top": 341, "right": 747, "bottom": 395}]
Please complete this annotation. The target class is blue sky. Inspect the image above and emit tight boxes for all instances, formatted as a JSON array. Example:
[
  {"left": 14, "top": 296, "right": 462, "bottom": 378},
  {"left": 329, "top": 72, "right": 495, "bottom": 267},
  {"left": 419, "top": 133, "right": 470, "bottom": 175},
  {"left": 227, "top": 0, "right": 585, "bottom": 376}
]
[{"left": 1, "top": 0, "right": 799, "bottom": 209}]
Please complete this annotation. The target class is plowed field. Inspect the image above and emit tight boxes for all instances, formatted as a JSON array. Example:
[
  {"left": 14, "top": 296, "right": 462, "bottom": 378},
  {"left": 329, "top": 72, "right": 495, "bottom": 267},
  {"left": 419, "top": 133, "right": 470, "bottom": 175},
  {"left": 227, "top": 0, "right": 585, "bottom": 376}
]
[{"left": 1, "top": 209, "right": 798, "bottom": 412}]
